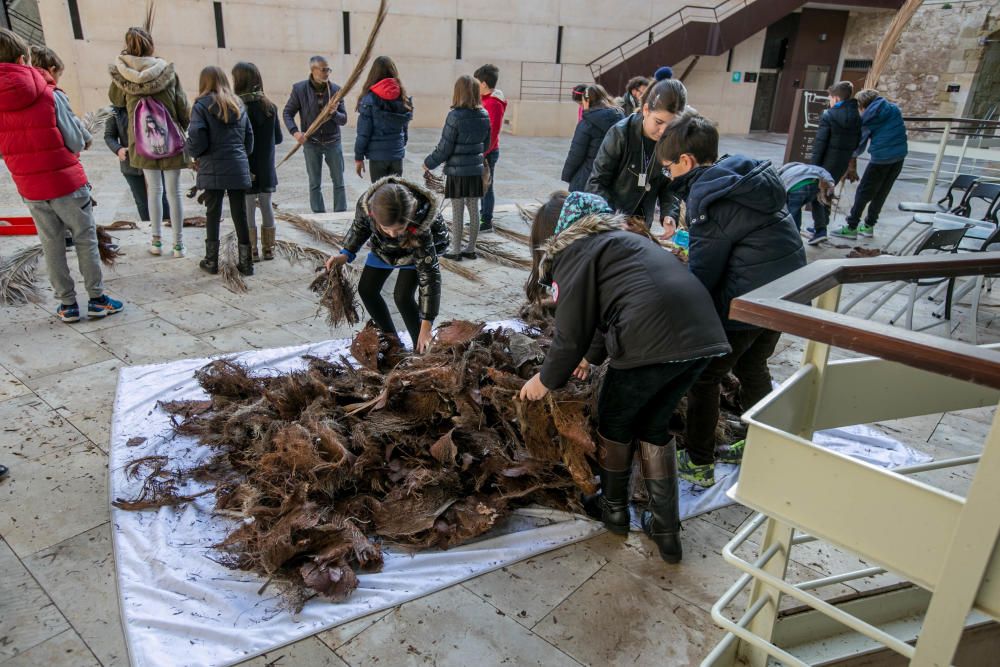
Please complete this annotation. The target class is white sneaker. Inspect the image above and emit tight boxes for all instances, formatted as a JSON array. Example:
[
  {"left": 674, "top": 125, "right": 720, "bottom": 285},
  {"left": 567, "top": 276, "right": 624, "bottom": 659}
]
[
  {"left": 149, "top": 239, "right": 162, "bottom": 256},
  {"left": 172, "top": 245, "right": 185, "bottom": 258}
]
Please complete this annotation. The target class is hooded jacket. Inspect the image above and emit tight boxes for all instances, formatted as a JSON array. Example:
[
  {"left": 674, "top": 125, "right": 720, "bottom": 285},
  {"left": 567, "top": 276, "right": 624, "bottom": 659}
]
[
  {"left": 562, "top": 106, "right": 625, "bottom": 192},
  {"left": 423, "top": 106, "right": 491, "bottom": 177},
  {"left": 354, "top": 78, "right": 413, "bottom": 163},
  {"left": 482, "top": 89, "right": 507, "bottom": 155},
  {"left": 586, "top": 113, "right": 680, "bottom": 227},
  {"left": 104, "top": 106, "right": 142, "bottom": 177},
  {"left": 680, "top": 155, "right": 806, "bottom": 330},
  {"left": 241, "top": 95, "right": 282, "bottom": 193},
  {"left": 811, "top": 98, "right": 861, "bottom": 183},
  {"left": 854, "top": 96, "right": 908, "bottom": 165},
  {"left": 108, "top": 54, "right": 190, "bottom": 171},
  {"left": 0, "top": 63, "right": 88, "bottom": 200},
  {"left": 537, "top": 213, "right": 730, "bottom": 390},
  {"left": 185, "top": 95, "right": 254, "bottom": 191},
  {"left": 340, "top": 176, "right": 450, "bottom": 320}
]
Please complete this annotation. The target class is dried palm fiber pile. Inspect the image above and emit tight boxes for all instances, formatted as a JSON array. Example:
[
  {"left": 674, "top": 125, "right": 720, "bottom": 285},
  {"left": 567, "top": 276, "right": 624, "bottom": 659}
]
[{"left": 113, "top": 319, "right": 598, "bottom": 610}]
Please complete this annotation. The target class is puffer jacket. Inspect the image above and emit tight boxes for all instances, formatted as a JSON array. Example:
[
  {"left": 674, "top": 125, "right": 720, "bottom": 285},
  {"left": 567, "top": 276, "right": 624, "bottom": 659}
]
[
  {"left": 185, "top": 95, "right": 254, "bottom": 191},
  {"left": 354, "top": 78, "right": 412, "bottom": 162},
  {"left": 423, "top": 107, "right": 491, "bottom": 177},
  {"left": 586, "top": 113, "right": 679, "bottom": 227},
  {"left": 679, "top": 155, "right": 807, "bottom": 330},
  {"left": 537, "top": 213, "right": 731, "bottom": 390},
  {"left": 108, "top": 54, "right": 190, "bottom": 171},
  {"left": 811, "top": 98, "right": 861, "bottom": 183},
  {"left": 854, "top": 96, "right": 908, "bottom": 165},
  {"left": 340, "top": 176, "right": 450, "bottom": 320},
  {"left": 241, "top": 95, "right": 282, "bottom": 193},
  {"left": 562, "top": 106, "right": 625, "bottom": 192}
]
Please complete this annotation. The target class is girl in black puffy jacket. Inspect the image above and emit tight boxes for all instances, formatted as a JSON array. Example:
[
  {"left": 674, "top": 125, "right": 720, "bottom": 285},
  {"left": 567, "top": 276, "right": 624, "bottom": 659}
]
[
  {"left": 186, "top": 66, "right": 254, "bottom": 276},
  {"left": 423, "top": 76, "right": 491, "bottom": 261},
  {"left": 561, "top": 85, "right": 624, "bottom": 192}
]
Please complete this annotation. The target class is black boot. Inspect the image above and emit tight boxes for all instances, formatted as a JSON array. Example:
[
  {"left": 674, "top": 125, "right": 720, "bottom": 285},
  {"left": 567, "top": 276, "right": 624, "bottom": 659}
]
[
  {"left": 237, "top": 244, "right": 254, "bottom": 276},
  {"left": 582, "top": 434, "right": 634, "bottom": 535},
  {"left": 639, "top": 439, "right": 682, "bottom": 563},
  {"left": 199, "top": 240, "right": 220, "bottom": 274}
]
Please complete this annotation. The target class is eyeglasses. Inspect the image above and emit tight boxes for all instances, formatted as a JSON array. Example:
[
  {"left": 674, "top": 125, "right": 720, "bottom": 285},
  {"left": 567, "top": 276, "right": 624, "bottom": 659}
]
[{"left": 313, "top": 66, "right": 332, "bottom": 73}]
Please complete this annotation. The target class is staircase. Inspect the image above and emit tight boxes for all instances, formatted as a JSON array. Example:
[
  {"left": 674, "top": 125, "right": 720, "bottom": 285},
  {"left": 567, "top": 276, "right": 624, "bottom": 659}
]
[{"left": 589, "top": 0, "right": 902, "bottom": 95}]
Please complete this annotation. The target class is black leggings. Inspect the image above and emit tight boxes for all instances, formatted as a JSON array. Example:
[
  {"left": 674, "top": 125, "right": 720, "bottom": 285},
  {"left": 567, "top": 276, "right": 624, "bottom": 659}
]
[
  {"left": 358, "top": 265, "right": 421, "bottom": 344},
  {"left": 203, "top": 188, "right": 250, "bottom": 244}
]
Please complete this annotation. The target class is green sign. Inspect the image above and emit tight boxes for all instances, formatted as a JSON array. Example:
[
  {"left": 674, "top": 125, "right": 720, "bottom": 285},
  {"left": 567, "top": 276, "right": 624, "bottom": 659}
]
[{"left": 732, "top": 71, "right": 742, "bottom": 83}]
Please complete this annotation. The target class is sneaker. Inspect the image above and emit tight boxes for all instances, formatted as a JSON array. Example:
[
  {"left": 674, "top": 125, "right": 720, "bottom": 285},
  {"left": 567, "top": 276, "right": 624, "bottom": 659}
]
[
  {"left": 677, "top": 449, "right": 716, "bottom": 487},
  {"left": 479, "top": 221, "right": 494, "bottom": 233},
  {"left": 807, "top": 229, "right": 828, "bottom": 245},
  {"left": 56, "top": 303, "right": 80, "bottom": 323},
  {"left": 716, "top": 439, "right": 746, "bottom": 465},
  {"left": 442, "top": 252, "right": 463, "bottom": 261},
  {"left": 149, "top": 238, "right": 163, "bottom": 256},
  {"left": 858, "top": 223, "right": 875, "bottom": 238},
  {"left": 461, "top": 251, "right": 478, "bottom": 260},
  {"left": 831, "top": 225, "right": 858, "bottom": 240},
  {"left": 172, "top": 244, "right": 185, "bottom": 258},
  {"left": 87, "top": 294, "right": 124, "bottom": 318}
]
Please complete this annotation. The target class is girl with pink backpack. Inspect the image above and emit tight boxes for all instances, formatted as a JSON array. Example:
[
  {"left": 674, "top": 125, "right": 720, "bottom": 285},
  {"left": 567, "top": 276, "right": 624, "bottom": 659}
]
[{"left": 108, "top": 27, "right": 189, "bottom": 257}]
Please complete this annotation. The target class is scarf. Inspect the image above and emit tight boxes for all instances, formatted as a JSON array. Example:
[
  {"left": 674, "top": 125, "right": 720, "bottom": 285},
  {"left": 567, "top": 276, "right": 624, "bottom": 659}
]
[{"left": 554, "top": 192, "right": 613, "bottom": 236}]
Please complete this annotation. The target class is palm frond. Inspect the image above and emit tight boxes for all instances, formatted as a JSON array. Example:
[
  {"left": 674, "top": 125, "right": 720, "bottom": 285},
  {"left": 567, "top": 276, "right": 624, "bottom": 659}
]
[
  {"left": 82, "top": 106, "right": 113, "bottom": 136},
  {"left": 0, "top": 245, "right": 44, "bottom": 305},
  {"left": 219, "top": 232, "right": 248, "bottom": 293},
  {"left": 273, "top": 209, "right": 345, "bottom": 249},
  {"left": 309, "top": 265, "right": 360, "bottom": 327},
  {"left": 105, "top": 220, "right": 140, "bottom": 230},
  {"left": 277, "top": 0, "right": 388, "bottom": 168},
  {"left": 273, "top": 239, "right": 330, "bottom": 266},
  {"left": 423, "top": 170, "right": 446, "bottom": 195},
  {"left": 440, "top": 258, "right": 481, "bottom": 282},
  {"left": 516, "top": 203, "right": 539, "bottom": 226},
  {"left": 866, "top": 0, "right": 923, "bottom": 89},
  {"left": 96, "top": 226, "right": 123, "bottom": 267},
  {"left": 475, "top": 241, "right": 531, "bottom": 269},
  {"left": 492, "top": 224, "right": 530, "bottom": 245},
  {"left": 143, "top": 1, "right": 156, "bottom": 33}
]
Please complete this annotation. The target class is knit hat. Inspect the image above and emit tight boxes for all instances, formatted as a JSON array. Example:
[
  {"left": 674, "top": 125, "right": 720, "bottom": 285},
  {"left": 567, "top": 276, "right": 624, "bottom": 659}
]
[
  {"left": 554, "top": 192, "right": 613, "bottom": 235},
  {"left": 653, "top": 66, "right": 674, "bottom": 81}
]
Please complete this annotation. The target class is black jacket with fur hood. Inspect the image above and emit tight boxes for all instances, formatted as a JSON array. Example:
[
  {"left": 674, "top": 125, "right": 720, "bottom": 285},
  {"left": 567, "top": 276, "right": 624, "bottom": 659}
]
[
  {"left": 341, "top": 176, "right": 450, "bottom": 320},
  {"left": 537, "top": 215, "right": 730, "bottom": 390}
]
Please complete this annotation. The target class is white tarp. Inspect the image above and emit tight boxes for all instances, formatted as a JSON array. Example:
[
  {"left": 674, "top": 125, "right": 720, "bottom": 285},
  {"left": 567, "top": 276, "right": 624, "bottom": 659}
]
[{"left": 109, "top": 325, "right": 931, "bottom": 667}]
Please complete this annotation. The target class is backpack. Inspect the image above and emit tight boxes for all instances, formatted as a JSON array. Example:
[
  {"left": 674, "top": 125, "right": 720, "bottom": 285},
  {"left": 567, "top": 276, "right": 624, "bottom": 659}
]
[{"left": 132, "top": 97, "right": 185, "bottom": 160}]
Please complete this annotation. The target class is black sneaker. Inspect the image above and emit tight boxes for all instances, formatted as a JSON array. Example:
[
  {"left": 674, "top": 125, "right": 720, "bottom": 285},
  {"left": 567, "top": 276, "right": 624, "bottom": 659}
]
[
  {"left": 0, "top": 464, "right": 8, "bottom": 480},
  {"left": 479, "top": 221, "right": 494, "bottom": 233},
  {"left": 443, "top": 252, "right": 463, "bottom": 261},
  {"left": 461, "top": 251, "right": 478, "bottom": 260}
]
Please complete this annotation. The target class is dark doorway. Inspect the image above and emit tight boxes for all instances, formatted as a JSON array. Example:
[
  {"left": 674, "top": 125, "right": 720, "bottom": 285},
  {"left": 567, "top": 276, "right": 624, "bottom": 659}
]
[
  {"left": 750, "top": 14, "right": 799, "bottom": 132},
  {"left": 751, "top": 73, "right": 780, "bottom": 131}
]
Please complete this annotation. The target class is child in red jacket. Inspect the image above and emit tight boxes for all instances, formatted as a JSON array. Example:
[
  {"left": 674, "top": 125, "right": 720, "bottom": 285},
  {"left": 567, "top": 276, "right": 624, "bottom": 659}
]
[{"left": 473, "top": 64, "right": 507, "bottom": 233}]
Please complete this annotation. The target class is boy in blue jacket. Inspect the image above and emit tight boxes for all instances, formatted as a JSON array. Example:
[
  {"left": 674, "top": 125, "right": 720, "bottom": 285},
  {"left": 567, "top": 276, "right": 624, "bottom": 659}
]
[{"left": 832, "top": 89, "right": 908, "bottom": 240}]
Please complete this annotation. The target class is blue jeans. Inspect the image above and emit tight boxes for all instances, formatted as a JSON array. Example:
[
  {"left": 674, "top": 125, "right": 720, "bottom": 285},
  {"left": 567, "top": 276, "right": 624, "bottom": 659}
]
[
  {"left": 786, "top": 182, "right": 828, "bottom": 232},
  {"left": 481, "top": 149, "right": 499, "bottom": 223},
  {"left": 303, "top": 141, "right": 347, "bottom": 213}
]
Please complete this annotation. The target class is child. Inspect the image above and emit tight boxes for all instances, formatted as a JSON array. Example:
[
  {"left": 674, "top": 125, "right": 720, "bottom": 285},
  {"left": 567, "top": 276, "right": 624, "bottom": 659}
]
[
  {"left": 571, "top": 83, "right": 587, "bottom": 123},
  {"left": 587, "top": 78, "right": 685, "bottom": 236},
  {"left": 833, "top": 89, "right": 908, "bottom": 240},
  {"left": 809, "top": 81, "right": 861, "bottom": 244},
  {"left": 105, "top": 106, "right": 171, "bottom": 223},
  {"left": 186, "top": 66, "right": 255, "bottom": 276},
  {"left": 354, "top": 55, "right": 413, "bottom": 182},
  {"left": 423, "top": 75, "right": 491, "bottom": 261},
  {"left": 519, "top": 190, "right": 730, "bottom": 563},
  {"left": 777, "top": 162, "right": 835, "bottom": 243},
  {"left": 233, "top": 61, "right": 282, "bottom": 262},
  {"left": 620, "top": 76, "right": 650, "bottom": 116},
  {"left": 0, "top": 29, "right": 123, "bottom": 322},
  {"left": 657, "top": 112, "right": 806, "bottom": 487},
  {"left": 474, "top": 64, "right": 507, "bottom": 233},
  {"left": 561, "top": 85, "right": 624, "bottom": 192},
  {"left": 324, "top": 177, "right": 450, "bottom": 353},
  {"left": 108, "top": 26, "right": 189, "bottom": 257}
]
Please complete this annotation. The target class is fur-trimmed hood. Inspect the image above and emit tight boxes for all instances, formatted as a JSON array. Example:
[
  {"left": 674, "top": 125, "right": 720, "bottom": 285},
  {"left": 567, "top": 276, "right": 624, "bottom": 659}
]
[
  {"left": 109, "top": 55, "right": 175, "bottom": 96},
  {"left": 360, "top": 175, "right": 440, "bottom": 234},
  {"left": 539, "top": 213, "right": 629, "bottom": 280}
]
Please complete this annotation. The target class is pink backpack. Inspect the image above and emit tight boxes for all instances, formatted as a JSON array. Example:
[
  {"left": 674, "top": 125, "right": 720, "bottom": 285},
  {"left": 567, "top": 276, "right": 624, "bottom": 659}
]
[{"left": 132, "top": 97, "right": 185, "bottom": 160}]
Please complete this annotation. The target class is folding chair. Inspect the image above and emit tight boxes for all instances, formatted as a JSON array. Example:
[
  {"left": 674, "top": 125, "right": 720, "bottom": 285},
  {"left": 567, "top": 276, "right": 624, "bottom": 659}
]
[
  {"left": 883, "top": 174, "right": 977, "bottom": 251},
  {"left": 896, "top": 182, "right": 1000, "bottom": 256}
]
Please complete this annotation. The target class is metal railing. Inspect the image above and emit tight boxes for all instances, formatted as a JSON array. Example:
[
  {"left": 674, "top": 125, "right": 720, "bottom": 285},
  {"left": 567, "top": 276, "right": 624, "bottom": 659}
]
[
  {"left": 900, "top": 117, "right": 1000, "bottom": 201},
  {"left": 6, "top": 3, "right": 44, "bottom": 46},
  {"left": 703, "top": 253, "right": 1000, "bottom": 666},
  {"left": 587, "top": 0, "right": 750, "bottom": 79},
  {"left": 518, "top": 62, "right": 594, "bottom": 102}
]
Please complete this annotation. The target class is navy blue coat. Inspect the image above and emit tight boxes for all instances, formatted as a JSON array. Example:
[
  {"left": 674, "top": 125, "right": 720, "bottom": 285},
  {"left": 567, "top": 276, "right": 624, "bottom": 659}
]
[
  {"left": 681, "top": 155, "right": 806, "bottom": 330},
  {"left": 423, "top": 107, "right": 491, "bottom": 177},
  {"left": 811, "top": 99, "right": 861, "bottom": 183},
  {"left": 186, "top": 95, "right": 254, "bottom": 191},
  {"left": 354, "top": 91, "right": 412, "bottom": 162},
  {"left": 244, "top": 98, "right": 282, "bottom": 193},
  {"left": 562, "top": 106, "right": 625, "bottom": 192}
]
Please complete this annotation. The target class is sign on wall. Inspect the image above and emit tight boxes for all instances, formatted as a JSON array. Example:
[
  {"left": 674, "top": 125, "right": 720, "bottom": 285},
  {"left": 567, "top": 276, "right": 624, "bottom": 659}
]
[{"left": 784, "top": 89, "right": 830, "bottom": 163}]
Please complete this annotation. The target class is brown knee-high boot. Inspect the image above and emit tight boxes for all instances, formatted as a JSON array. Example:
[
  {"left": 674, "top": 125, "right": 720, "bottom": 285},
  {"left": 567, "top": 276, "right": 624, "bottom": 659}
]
[
  {"left": 640, "top": 439, "right": 682, "bottom": 563},
  {"left": 584, "top": 434, "right": 635, "bottom": 535}
]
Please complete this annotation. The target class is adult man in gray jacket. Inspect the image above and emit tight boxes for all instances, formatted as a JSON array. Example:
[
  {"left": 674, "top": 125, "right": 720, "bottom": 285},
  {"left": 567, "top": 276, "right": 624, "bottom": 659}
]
[{"left": 283, "top": 55, "right": 348, "bottom": 212}]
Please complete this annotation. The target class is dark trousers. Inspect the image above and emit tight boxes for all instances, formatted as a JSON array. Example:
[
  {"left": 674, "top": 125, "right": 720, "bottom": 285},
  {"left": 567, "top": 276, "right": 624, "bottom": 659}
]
[
  {"left": 847, "top": 159, "right": 904, "bottom": 229},
  {"left": 369, "top": 160, "right": 403, "bottom": 182},
  {"left": 685, "top": 327, "right": 782, "bottom": 465},
  {"left": 598, "top": 358, "right": 709, "bottom": 445},
  {"left": 203, "top": 189, "right": 250, "bottom": 244},
  {"left": 122, "top": 172, "right": 169, "bottom": 222},
  {"left": 357, "top": 265, "right": 421, "bottom": 344},
  {"left": 786, "top": 182, "right": 828, "bottom": 232},
  {"left": 480, "top": 149, "right": 499, "bottom": 223}
]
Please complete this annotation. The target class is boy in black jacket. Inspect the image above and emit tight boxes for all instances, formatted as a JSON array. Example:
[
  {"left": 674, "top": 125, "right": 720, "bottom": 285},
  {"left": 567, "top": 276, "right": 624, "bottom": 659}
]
[
  {"left": 658, "top": 113, "right": 806, "bottom": 487},
  {"left": 808, "top": 81, "right": 861, "bottom": 244}
]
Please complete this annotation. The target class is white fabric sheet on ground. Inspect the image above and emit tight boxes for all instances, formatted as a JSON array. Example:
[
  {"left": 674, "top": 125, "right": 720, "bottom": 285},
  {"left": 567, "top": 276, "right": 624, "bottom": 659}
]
[{"left": 109, "top": 325, "right": 931, "bottom": 667}]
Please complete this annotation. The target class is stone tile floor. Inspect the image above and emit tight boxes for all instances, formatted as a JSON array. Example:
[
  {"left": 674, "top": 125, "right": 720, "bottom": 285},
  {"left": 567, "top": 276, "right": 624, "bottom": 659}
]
[{"left": 1, "top": 128, "right": 998, "bottom": 665}]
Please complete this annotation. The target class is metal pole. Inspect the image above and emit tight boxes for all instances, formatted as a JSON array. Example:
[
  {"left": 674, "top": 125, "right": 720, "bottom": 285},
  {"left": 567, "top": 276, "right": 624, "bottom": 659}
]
[
  {"left": 950, "top": 132, "right": 971, "bottom": 182},
  {"left": 923, "top": 120, "right": 952, "bottom": 203}
]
